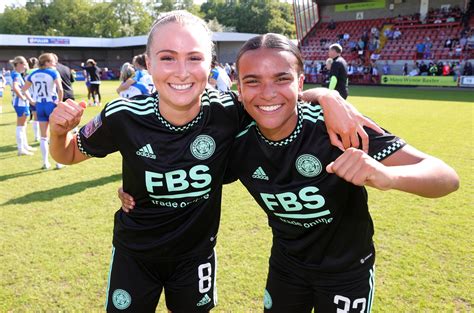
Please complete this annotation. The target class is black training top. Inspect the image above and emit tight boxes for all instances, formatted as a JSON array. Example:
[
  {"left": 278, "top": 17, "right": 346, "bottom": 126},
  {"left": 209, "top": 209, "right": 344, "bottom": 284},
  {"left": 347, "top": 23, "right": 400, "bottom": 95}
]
[
  {"left": 77, "top": 89, "right": 244, "bottom": 260},
  {"left": 225, "top": 102, "right": 405, "bottom": 272},
  {"left": 329, "top": 55, "right": 349, "bottom": 99}
]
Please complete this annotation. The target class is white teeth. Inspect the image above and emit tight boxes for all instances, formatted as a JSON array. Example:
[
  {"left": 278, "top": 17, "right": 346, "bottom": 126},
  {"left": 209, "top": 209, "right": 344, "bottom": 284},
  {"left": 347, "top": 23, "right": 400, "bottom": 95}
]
[
  {"left": 258, "top": 104, "right": 281, "bottom": 112},
  {"left": 170, "top": 83, "right": 192, "bottom": 90}
]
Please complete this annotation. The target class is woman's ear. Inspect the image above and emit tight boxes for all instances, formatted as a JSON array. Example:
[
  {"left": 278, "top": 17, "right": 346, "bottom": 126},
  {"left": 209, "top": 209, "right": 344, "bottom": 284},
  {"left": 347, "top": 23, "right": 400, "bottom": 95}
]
[{"left": 298, "top": 74, "right": 305, "bottom": 92}]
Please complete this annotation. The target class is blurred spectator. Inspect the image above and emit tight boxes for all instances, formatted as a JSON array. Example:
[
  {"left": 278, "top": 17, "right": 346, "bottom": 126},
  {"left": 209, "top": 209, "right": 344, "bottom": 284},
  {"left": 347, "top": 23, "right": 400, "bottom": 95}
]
[
  {"left": 370, "top": 63, "right": 379, "bottom": 84},
  {"left": 433, "top": 18, "right": 442, "bottom": 24},
  {"left": 370, "top": 52, "right": 380, "bottom": 61},
  {"left": 382, "top": 61, "right": 391, "bottom": 75},
  {"left": 409, "top": 66, "right": 419, "bottom": 76},
  {"left": 463, "top": 62, "right": 472, "bottom": 76},
  {"left": 454, "top": 44, "right": 462, "bottom": 57},
  {"left": 348, "top": 40, "right": 357, "bottom": 52},
  {"left": 429, "top": 62, "right": 438, "bottom": 76},
  {"left": 446, "top": 16, "right": 455, "bottom": 23},
  {"left": 416, "top": 42, "right": 425, "bottom": 59},
  {"left": 444, "top": 38, "right": 452, "bottom": 49},
  {"left": 393, "top": 28, "right": 402, "bottom": 40},
  {"left": 437, "top": 61, "right": 444, "bottom": 76},
  {"left": 452, "top": 62, "right": 461, "bottom": 82},
  {"left": 357, "top": 63, "right": 364, "bottom": 74},
  {"left": 442, "top": 62, "right": 451, "bottom": 76},
  {"left": 347, "top": 63, "right": 356, "bottom": 75},
  {"left": 328, "top": 19, "right": 336, "bottom": 30},
  {"left": 403, "top": 63, "right": 408, "bottom": 76},
  {"left": 343, "top": 33, "right": 350, "bottom": 41},
  {"left": 370, "top": 26, "right": 379, "bottom": 37},
  {"left": 419, "top": 61, "right": 429, "bottom": 76}
]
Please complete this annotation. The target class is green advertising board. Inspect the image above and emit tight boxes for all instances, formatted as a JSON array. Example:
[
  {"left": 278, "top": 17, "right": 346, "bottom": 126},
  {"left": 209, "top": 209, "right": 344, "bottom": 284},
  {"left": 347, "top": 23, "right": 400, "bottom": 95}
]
[
  {"left": 335, "top": 0, "right": 385, "bottom": 12},
  {"left": 381, "top": 75, "right": 458, "bottom": 87}
]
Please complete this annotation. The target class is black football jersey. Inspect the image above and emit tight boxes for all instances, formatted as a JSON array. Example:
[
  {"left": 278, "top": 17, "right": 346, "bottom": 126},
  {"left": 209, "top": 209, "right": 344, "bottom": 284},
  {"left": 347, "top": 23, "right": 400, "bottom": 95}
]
[
  {"left": 77, "top": 89, "right": 244, "bottom": 260},
  {"left": 225, "top": 102, "right": 405, "bottom": 272}
]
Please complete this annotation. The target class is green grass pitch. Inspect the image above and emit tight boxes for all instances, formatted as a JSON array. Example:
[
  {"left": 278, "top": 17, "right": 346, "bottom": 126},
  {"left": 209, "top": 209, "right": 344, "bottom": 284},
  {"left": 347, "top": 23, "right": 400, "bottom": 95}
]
[{"left": 0, "top": 81, "right": 472, "bottom": 311}]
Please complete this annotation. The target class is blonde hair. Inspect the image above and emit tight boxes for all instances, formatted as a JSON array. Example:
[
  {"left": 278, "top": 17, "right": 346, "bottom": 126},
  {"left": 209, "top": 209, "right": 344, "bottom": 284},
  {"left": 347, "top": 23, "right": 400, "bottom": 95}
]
[
  {"left": 120, "top": 62, "right": 135, "bottom": 82},
  {"left": 86, "top": 59, "right": 96, "bottom": 66},
  {"left": 38, "top": 53, "right": 55, "bottom": 68},
  {"left": 9, "top": 56, "right": 28, "bottom": 69},
  {"left": 146, "top": 10, "right": 214, "bottom": 57}
]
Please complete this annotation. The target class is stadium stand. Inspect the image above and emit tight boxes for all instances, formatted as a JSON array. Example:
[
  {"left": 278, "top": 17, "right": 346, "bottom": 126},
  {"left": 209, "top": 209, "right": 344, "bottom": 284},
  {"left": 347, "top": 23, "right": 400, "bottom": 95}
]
[{"left": 298, "top": 1, "right": 473, "bottom": 85}]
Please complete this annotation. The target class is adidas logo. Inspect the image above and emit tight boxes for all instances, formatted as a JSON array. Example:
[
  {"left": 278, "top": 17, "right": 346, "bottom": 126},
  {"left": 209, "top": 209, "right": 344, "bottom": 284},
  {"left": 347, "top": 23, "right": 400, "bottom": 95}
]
[
  {"left": 196, "top": 294, "right": 211, "bottom": 306},
  {"left": 252, "top": 166, "right": 269, "bottom": 180},
  {"left": 136, "top": 144, "right": 156, "bottom": 159}
]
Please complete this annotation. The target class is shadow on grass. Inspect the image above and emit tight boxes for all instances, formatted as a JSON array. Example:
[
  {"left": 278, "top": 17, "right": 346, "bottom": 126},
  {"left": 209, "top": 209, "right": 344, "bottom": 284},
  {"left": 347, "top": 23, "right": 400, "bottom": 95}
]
[
  {"left": 0, "top": 168, "right": 44, "bottom": 182},
  {"left": 2, "top": 173, "right": 122, "bottom": 205},
  {"left": 0, "top": 145, "right": 19, "bottom": 153},
  {"left": 0, "top": 122, "right": 16, "bottom": 127}
]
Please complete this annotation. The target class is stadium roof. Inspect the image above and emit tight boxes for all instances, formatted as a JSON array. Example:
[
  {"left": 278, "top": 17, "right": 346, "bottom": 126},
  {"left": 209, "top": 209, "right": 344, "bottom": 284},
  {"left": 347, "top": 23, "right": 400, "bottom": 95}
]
[{"left": 0, "top": 32, "right": 259, "bottom": 48}]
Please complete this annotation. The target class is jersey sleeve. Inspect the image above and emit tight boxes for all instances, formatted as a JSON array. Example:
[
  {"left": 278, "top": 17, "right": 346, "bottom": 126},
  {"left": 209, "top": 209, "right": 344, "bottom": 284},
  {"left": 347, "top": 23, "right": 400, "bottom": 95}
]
[
  {"left": 52, "top": 69, "right": 59, "bottom": 80},
  {"left": 76, "top": 108, "right": 118, "bottom": 158},
  {"left": 366, "top": 125, "right": 406, "bottom": 161}
]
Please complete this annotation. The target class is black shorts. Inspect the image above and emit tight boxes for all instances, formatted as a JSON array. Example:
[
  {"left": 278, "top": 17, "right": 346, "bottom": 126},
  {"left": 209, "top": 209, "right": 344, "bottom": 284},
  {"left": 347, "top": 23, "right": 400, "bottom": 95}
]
[
  {"left": 90, "top": 83, "right": 100, "bottom": 93},
  {"left": 263, "top": 248, "right": 375, "bottom": 313},
  {"left": 105, "top": 247, "right": 217, "bottom": 313}
]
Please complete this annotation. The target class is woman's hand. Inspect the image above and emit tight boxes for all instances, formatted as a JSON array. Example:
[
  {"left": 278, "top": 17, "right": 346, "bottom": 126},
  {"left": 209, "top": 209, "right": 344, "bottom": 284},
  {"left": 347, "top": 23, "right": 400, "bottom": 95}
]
[
  {"left": 300, "top": 88, "right": 383, "bottom": 153},
  {"left": 118, "top": 187, "right": 135, "bottom": 213}
]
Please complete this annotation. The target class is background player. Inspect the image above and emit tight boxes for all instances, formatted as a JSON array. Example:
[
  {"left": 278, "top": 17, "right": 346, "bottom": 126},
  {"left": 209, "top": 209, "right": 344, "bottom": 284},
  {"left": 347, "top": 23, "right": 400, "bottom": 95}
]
[
  {"left": 81, "top": 59, "right": 101, "bottom": 106},
  {"left": 116, "top": 54, "right": 155, "bottom": 95},
  {"left": 116, "top": 62, "right": 149, "bottom": 98},
  {"left": 53, "top": 54, "right": 75, "bottom": 102},
  {"left": 26, "top": 57, "right": 40, "bottom": 142},
  {"left": 328, "top": 43, "right": 349, "bottom": 99},
  {"left": 49, "top": 11, "right": 382, "bottom": 313},
  {"left": 10, "top": 56, "right": 35, "bottom": 156},
  {"left": 120, "top": 33, "right": 460, "bottom": 312},
  {"left": 23, "top": 53, "right": 64, "bottom": 169}
]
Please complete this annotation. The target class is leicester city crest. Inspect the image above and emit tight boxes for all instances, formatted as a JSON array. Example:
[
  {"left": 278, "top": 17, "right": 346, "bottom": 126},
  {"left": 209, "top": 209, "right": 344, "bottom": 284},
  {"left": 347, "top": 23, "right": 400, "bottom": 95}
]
[
  {"left": 112, "top": 289, "right": 131, "bottom": 310},
  {"left": 296, "top": 154, "right": 322, "bottom": 177},
  {"left": 190, "top": 135, "right": 216, "bottom": 160}
]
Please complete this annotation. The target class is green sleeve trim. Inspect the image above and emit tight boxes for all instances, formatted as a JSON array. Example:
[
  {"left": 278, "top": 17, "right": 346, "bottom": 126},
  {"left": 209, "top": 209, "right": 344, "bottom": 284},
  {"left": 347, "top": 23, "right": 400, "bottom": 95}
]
[{"left": 329, "top": 76, "right": 338, "bottom": 90}]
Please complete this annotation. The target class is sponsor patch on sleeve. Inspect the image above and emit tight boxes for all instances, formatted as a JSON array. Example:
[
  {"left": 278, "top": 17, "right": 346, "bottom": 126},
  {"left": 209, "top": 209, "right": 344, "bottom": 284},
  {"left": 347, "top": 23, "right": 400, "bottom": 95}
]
[{"left": 82, "top": 114, "right": 102, "bottom": 138}]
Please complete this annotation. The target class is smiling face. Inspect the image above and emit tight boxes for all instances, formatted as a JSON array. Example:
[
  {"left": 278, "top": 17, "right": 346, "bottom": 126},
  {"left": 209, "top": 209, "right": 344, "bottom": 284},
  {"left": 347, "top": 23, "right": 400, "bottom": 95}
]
[
  {"left": 146, "top": 21, "right": 212, "bottom": 120},
  {"left": 237, "top": 48, "right": 304, "bottom": 141}
]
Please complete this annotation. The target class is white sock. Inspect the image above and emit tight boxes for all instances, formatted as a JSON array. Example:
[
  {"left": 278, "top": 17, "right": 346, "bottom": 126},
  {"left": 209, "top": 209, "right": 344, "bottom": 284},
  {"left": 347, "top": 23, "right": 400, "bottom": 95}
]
[
  {"left": 40, "top": 137, "right": 49, "bottom": 165},
  {"left": 16, "top": 126, "right": 25, "bottom": 152},
  {"left": 21, "top": 126, "right": 30, "bottom": 149},
  {"left": 33, "top": 121, "right": 40, "bottom": 140}
]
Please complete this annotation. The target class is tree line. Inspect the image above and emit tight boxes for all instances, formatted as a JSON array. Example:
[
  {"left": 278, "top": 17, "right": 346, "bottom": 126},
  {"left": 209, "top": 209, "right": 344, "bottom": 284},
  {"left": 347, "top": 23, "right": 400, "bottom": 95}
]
[{"left": 0, "top": 0, "right": 295, "bottom": 38}]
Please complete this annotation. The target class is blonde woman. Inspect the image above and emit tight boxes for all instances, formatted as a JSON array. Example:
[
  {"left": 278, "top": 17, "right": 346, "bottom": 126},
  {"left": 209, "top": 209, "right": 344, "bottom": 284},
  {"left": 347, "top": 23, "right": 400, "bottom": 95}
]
[
  {"left": 10, "top": 56, "right": 35, "bottom": 156},
  {"left": 22, "top": 53, "right": 64, "bottom": 169}
]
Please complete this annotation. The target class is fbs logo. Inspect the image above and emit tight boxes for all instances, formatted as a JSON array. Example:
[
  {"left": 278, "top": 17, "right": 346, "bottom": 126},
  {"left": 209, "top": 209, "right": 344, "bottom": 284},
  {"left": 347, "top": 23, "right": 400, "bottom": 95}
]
[
  {"left": 252, "top": 166, "right": 269, "bottom": 180},
  {"left": 136, "top": 144, "right": 156, "bottom": 159},
  {"left": 197, "top": 294, "right": 211, "bottom": 306}
]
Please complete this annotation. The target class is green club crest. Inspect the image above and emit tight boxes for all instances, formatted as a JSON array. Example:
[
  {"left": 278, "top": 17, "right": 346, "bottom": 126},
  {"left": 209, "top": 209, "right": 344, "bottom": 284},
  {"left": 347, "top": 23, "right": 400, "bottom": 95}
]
[
  {"left": 296, "top": 154, "right": 322, "bottom": 177},
  {"left": 112, "top": 289, "right": 131, "bottom": 310},
  {"left": 191, "top": 135, "right": 216, "bottom": 160},
  {"left": 263, "top": 289, "right": 273, "bottom": 309}
]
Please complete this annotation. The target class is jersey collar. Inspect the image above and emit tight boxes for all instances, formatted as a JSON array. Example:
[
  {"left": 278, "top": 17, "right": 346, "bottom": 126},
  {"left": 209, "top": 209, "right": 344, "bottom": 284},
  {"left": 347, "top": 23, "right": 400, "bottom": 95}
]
[{"left": 255, "top": 103, "right": 304, "bottom": 147}]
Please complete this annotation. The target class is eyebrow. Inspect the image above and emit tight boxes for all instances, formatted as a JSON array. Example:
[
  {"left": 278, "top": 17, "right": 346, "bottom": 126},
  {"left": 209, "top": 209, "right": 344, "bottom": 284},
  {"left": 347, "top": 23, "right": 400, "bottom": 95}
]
[
  {"left": 241, "top": 72, "right": 291, "bottom": 80},
  {"left": 155, "top": 49, "right": 204, "bottom": 55}
]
